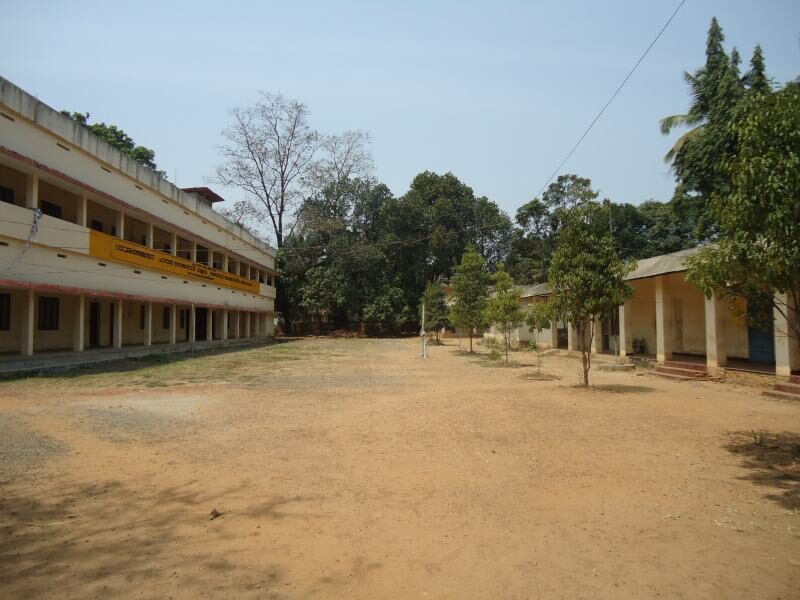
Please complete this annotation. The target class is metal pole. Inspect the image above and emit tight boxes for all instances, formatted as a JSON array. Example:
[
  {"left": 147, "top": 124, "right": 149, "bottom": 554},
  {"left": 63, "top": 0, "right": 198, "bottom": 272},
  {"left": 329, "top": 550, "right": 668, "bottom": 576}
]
[{"left": 420, "top": 302, "right": 428, "bottom": 359}]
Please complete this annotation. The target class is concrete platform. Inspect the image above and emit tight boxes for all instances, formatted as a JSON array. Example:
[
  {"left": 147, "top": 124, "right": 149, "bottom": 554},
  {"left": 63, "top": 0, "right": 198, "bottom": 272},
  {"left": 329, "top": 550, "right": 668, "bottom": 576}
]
[{"left": 0, "top": 338, "right": 274, "bottom": 377}]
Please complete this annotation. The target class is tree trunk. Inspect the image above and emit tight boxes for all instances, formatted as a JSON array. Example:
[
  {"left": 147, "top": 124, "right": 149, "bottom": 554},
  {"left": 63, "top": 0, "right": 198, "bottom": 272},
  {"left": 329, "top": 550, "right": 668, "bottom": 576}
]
[
  {"left": 469, "top": 330, "right": 473, "bottom": 353},
  {"left": 505, "top": 332, "right": 509, "bottom": 364}
]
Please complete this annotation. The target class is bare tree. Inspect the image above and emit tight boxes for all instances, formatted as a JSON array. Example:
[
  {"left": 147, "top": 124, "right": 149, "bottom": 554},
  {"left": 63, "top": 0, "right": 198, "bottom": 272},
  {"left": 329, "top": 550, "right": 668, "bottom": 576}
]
[
  {"left": 306, "top": 130, "right": 373, "bottom": 194},
  {"left": 216, "top": 92, "right": 319, "bottom": 247}
]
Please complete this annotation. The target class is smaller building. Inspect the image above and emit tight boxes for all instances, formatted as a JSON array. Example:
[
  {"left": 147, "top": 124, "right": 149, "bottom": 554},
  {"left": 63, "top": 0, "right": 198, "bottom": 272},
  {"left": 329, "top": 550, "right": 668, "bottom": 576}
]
[{"left": 496, "top": 248, "right": 799, "bottom": 378}]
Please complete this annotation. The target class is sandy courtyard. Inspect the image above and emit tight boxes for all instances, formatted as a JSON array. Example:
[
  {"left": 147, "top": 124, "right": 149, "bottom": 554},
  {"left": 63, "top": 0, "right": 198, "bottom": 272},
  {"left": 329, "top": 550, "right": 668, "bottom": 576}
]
[{"left": 0, "top": 337, "right": 798, "bottom": 599}]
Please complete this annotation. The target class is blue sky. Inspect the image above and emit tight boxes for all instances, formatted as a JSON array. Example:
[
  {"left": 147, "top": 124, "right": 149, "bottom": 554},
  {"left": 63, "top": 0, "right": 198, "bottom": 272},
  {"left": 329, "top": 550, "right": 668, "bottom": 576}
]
[{"left": 3, "top": 1, "right": 799, "bottom": 221}]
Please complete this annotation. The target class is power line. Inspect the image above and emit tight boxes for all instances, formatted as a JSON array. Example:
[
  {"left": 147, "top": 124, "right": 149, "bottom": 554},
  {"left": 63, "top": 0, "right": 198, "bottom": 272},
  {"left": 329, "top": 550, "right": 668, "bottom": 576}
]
[{"left": 535, "top": 0, "right": 687, "bottom": 197}]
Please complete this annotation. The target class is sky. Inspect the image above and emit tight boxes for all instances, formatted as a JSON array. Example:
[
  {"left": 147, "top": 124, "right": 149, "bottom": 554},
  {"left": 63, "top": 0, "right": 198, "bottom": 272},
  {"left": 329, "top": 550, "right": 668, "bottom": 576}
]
[{"left": 3, "top": 0, "right": 799, "bottom": 224}]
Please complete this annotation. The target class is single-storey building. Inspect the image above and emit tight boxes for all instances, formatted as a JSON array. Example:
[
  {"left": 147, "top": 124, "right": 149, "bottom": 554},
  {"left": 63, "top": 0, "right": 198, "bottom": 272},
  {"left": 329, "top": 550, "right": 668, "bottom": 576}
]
[{"left": 491, "top": 248, "right": 799, "bottom": 378}]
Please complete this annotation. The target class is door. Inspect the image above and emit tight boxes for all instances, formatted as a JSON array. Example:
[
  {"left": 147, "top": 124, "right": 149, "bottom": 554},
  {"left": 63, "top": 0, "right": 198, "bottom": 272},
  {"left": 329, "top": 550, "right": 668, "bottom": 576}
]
[
  {"left": 195, "top": 307, "right": 207, "bottom": 341},
  {"left": 89, "top": 302, "right": 100, "bottom": 347},
  {"left": 748, "top": 302, "right": 775, "bottom": 364}
]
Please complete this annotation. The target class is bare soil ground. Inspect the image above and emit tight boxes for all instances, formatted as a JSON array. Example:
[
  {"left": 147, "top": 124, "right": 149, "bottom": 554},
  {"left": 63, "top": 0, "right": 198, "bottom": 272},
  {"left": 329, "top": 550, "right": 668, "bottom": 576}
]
[{"left": 0, "top": 337, "right": 798, "bottom": 599}]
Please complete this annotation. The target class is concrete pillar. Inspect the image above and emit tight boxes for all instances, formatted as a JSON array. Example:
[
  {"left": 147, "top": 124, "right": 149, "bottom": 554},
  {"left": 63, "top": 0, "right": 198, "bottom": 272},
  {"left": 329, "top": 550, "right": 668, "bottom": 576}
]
[
  {"left": 619, "top": 301, "right": 633, "bottom": 357},
  {"left": 189, "top": 305, "right": 196, "bottom": 344},
  {"left": 704, "top": 294, "right": 727, "bottom": 369},
  {"left": 234, "top": 310, "right": 241, "bottom": 339},
  {"left": 222, "top": 310, "right": 228, "bottom": 340},
  {"left": 24, "top": 173, "right": 38, "bottom": 209},
  {"left": 77, "top": 195, "right": 87, "bottom": 227},
  {"left": 567, "top": 322, "right": 575, "bottom": 351},
  {"left": 245, "top": 312, "right": 251, "bottom": 337},
  {"left": 222, "top": 255, "right": 228, "bottom": 272},
  {"left": 146, "top": 223, "right": 154, "bottom": 249},
  {"left": 73, "top": 295, "right": 85, "bottom": 352},
  {"left": 116, "top": 210, "right": 125, "bottom": 240},
  {"left": 144, "top": 302, "right": 152, "bottom": 346},
  {"left": 191, "top": 241, "right": 198, "bottom": 263},
  {"left": 207, "top": 250, "right": 214, "bottom": 268},
  {"left": 170, "top": 232, "right": 177, "bottom": 256},
  {"left": 655, "top": 276, "right": 673, "bottom": 363},
  {"left": 21, "top": 289, "right": 34, "bottom": 356},
  {"left": 169, "top": 304, "right": 177, "bottom": 345},
  {"left": 591, "top": 316, "right": 603, "bottom": 354},
  {"left": 207, "top": 308, "right": 213, "bottom": 342},
  {"left": 774, "top": 292, "right": 800, "bottom": 377},
  {"left": 113, "top": 300, "right": 123, "bottom": 349}
]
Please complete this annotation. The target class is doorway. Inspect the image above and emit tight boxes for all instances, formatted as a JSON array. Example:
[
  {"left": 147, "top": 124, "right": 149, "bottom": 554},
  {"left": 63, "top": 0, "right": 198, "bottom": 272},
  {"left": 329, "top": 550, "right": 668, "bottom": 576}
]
[{"left": 89, "top": 302, "right": 100, "bottom": 347}]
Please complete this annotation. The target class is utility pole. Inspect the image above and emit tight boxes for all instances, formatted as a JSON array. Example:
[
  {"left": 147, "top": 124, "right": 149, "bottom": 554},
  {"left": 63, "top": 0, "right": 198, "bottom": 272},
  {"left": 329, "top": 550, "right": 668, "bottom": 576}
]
[{"left": 420, "top": 302, "right": 428, "bottom": 359}]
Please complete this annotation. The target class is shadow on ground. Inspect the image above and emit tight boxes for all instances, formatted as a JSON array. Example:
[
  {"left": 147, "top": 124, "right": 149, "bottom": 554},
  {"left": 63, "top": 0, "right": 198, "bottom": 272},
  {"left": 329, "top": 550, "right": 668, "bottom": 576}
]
[
  {"left": 0, "top": 479, "right": 289, "bottom": 598},
  {"left": 591, "top": 384, "right": 657, "bottom": 394},
  {"left": 724, "top": 430, "right": 800, "bottom": 509}
]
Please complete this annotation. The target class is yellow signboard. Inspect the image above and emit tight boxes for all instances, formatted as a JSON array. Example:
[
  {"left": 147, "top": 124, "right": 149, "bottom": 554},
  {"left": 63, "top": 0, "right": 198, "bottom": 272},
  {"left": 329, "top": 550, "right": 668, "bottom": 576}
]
[{"left": 89, "top": 231, "right": 261, "bottom": 293}]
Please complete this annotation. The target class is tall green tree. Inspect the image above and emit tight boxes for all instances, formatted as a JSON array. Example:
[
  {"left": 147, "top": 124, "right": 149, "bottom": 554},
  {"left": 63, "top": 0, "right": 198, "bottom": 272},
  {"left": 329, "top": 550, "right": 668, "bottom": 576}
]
[
  {"left": 686, "top": 84, "right": 800, "bottom": 350},
  {"left": 420, "top": 282, "right": 450, "bottom": 344},
  {"left": 450, "top": 247, "right": 490, "bottom": 353},
  {"left": 485, "top": 265, "right": 524, "bottom": 364},
  {"left": 548, "top": 202, "right": 635, "bottom": 387},
  {"left": 61, "top": 110, "right": 165, "bottom": 176}
]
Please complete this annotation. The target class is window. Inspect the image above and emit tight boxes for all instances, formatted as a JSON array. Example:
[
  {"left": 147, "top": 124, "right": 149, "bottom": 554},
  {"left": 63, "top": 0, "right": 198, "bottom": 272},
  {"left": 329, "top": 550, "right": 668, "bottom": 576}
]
[
  {"left": 38, "top": 297, "right": 59, "bottom": 331},
  {"left": 267, "top": 275, "right": 273, "bottom": 286},
  {"left": 40, "top": 200, "right": 62, "bottom": 219},
  {"left": 0, "top": 185, "right": 15, "bottom": 205},
  {"left": 179, "top": 309, "right": 187, "bottom": 329},
  {"left": 0, "top": 294, "right": 10, "bottom": 330},
  {"left": 162, "top": 306, "right": 171, "bottom": 329},
  {"left": 139, "top": 305, "right": 145, "bottom": 329},
  {"left": 91, "top": 220, "right": 104, "bottom": 232}
]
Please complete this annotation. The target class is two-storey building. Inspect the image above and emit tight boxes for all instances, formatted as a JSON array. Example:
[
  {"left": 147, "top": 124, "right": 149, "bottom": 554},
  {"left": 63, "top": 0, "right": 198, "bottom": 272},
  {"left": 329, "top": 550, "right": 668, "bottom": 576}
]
[{"left": 0, "top": 77, "right": 277, "bottom": 364}]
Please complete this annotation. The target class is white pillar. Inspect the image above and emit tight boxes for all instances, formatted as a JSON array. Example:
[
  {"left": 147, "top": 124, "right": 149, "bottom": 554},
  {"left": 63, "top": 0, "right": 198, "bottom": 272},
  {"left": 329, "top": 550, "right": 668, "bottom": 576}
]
[
  {"left": 77, "top": 195, "right": 88, "bottom": 227},
  {"left": 207, "top": 309, "right": 213, "bottom": 342},
  {"left": 619, "top": 301, "right": 633, "bottom": 357},
  {"left": 704, "top": 294, "right": 727, "bottom": 368},
  {"left": 222, "top": 310, "right": 228, "bottom": 340},
  {"left": 774, "top": 292, "right": 800, "bottom": 377},
  {"left": 113, "top": 300, "right": 123, "bottom": 349},
  {"left": 234, "top": 310, "right": 241, "bottom": 338},
  {"left": 207, "top": 250, "right": 214, "bottom": 268},
  {"left": 21, "top": 289, "right": 34, "bottom": 356},
  {"left": 567, "top": 322, "right": 575, "bottom": 351},
  {"left": 189, "top": 305, "right": 196, "bottom": 344},
  {"left": 170, "top": 232, "right": 177, "bottom": 256},
  {"left": 655, "top": 276, "right": 673, "bottom": 363},
  {"left": 146, "top": 223, "right": 154, "bottom": 248},
  {"left": 169, "top": 304, "right": 177, "bottom": 345},
  {"left": 25, "top": 173, "right": 38, "bottom": 209},
  {"left": 591, "top": 316, "right": 602, "bottom": 354},
  {"left": 73, "top": 295, "right": 85, "bottom": 352},
  {"left": 144, "top": 302, "right": 152, "bottom": 346},
  {"left": 116, "top": 210, "right": 125, "bottom": 240}
]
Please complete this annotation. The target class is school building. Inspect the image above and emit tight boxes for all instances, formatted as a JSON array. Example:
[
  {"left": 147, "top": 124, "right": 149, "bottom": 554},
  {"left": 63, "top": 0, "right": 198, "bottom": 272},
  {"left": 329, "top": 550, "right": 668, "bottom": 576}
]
[
  {"left": 505, "top": 248, "right": 799, "bottom": 381},
  {"left": 0, "top": 77, "right": 277, "bottom": 367}
]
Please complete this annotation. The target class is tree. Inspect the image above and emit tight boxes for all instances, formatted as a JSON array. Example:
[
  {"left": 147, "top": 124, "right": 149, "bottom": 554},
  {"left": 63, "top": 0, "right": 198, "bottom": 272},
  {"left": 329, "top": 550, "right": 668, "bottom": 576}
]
[
  {"left": 216, "top": 92, "right": 319, "bottom": 248},
  {"left": 686, "top": 84, "right": 800, "bottom": 351},
  {"left": 660, "top": 18, "right": 770, "bottom": 240},
  {"left": 525, "top": 301, "right": 552, "bottom": 373},
  {"left": 420, "top": 282, "right": 450, "bottom": 344},
  {"left": 485, "top": 265, "right": 524, "bottom": 364},
  {"left": 548, "top": 201, "right": 635, "bottom": 387},
  {"left": 450, "top": 247, "right": 490, "bottom": 353},
  {"left": 61, "top": 111, "right": 165, "bottom": 176}
]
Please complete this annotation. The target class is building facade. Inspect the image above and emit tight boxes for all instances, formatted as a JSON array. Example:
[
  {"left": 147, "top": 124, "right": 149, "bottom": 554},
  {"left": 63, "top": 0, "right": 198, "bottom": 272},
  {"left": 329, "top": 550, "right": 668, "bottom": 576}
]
[
  {"left": 496, "top": 248, "right": 799, "bottom": 378},
  {"left": 0, "top": 77, "right": 277, "bottom": 364}
]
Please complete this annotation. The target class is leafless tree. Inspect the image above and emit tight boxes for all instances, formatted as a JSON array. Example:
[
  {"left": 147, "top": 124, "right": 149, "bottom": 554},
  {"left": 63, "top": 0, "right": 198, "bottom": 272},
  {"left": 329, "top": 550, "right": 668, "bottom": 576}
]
[
  {"left": 305, "top": 130, "right": 373, "bottom": 194},
  {"left": 216, "top": 92, "right": 318, "bottom": 248}
]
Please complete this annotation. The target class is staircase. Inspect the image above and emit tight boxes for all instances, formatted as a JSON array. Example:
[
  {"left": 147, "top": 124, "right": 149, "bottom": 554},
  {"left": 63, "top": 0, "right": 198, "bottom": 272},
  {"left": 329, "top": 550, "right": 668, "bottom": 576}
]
[
  {"left": 654, "top": 359, "right": 708, "bottom": 381},
  {"left": 764, "top": 374, "right": 800, "bottom": 401}
]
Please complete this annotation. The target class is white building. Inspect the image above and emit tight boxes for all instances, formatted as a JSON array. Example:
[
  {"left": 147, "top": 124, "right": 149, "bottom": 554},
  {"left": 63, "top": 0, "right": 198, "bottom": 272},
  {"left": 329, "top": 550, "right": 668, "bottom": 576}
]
[{"left": 0, "top": 77, "right": 277, "bottom": 365}]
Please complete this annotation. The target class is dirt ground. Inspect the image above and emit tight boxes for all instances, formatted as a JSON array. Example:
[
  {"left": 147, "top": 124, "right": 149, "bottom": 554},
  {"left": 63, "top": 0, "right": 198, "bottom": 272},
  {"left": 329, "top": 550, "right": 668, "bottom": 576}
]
[{"left": 0, "top": 337, "right": 798, "bottom": 599}]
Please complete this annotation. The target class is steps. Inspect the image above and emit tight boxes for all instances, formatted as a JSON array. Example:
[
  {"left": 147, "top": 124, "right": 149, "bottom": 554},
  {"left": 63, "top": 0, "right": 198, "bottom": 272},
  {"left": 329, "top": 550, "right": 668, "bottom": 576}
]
[
  {"left": 654, "top": 360, "right": 708, "bottom": 381},
  {"left": 764, "top": 374, "right": 800, "bottom": 401}
]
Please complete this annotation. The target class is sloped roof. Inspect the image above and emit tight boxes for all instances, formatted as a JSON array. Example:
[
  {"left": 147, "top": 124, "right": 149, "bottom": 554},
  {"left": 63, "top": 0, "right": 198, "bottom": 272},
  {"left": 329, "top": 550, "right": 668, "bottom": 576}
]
[{"left": 519, "top": 246, "right": 701, "bottom": 299}]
